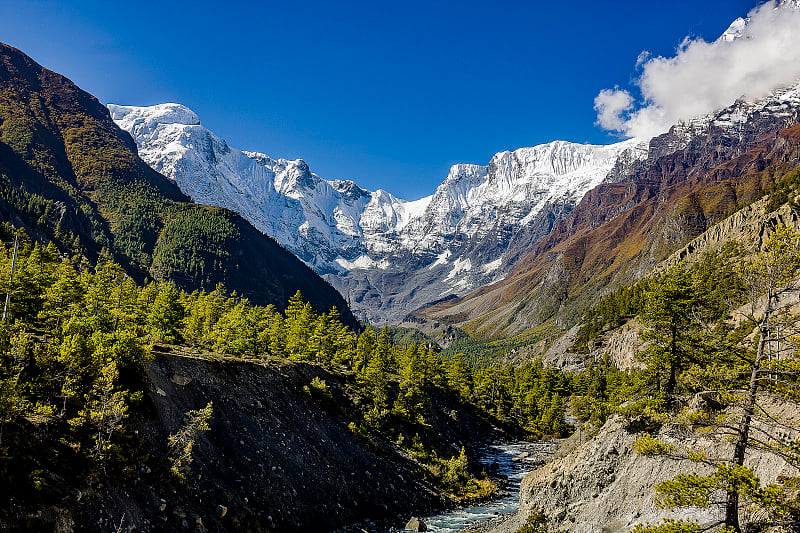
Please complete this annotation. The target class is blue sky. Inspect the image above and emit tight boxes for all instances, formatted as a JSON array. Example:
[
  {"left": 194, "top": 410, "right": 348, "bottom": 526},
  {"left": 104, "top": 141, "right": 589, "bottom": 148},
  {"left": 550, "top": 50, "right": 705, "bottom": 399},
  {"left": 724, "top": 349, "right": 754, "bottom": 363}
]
[{"left": 1, "top": 0, "right": 755, "bottom": 199}]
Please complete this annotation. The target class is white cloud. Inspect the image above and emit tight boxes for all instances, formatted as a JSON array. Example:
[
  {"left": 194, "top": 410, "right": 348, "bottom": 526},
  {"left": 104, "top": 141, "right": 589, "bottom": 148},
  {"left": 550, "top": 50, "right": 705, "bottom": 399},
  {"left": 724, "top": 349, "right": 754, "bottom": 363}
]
[
  {"left": 597, "top": 1, "right": 800, "bottom": 140},
  {"left": 594, "top": 88, "right": 634, "bottom": 131}
]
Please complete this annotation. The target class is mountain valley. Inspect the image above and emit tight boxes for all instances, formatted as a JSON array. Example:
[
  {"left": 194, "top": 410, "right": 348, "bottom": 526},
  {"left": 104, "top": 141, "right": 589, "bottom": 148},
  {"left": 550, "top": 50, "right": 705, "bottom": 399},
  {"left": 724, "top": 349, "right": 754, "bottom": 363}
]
[{"left": 2, "top": 2, "right": 800, "bottom": 532}]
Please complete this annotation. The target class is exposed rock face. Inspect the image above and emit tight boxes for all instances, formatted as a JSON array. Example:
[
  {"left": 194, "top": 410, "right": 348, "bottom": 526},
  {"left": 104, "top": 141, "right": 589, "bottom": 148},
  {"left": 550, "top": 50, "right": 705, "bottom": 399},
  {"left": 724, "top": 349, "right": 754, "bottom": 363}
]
[
  {"left": 523, "top": 319, "right": 647, "bottom": 373},
  {"left": 661, "top": 200, "right": 800, "bottom": 270},
  {"left": 405, "top": 516, "right": 428, "bottom": 531},
  {"left": 491, "top": 407, "right": 800, "bottom": 533},
  {"left": 110, "top": 103, "right": 644, "bottom": 323}
]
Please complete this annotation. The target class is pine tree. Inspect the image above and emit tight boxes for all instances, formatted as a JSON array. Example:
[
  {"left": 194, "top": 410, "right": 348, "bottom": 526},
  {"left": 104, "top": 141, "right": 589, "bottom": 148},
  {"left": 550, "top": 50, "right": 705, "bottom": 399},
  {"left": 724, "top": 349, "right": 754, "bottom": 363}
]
[
  {"left": 638, "top": 263, "right": 698, "bottom": 400},
  {"left": 634, "top": 226, "right": 800, "bottom": 532},
  {"left": 285, "top": 291, "right": 314, "bottom": 361},
  {"left": 168, "top": 401, "right": 213, "bottom": 479},
  {"left": 445, "top": 353, "right": 473, "bottom": 401},
  {"left": 147, "top": 282, "right": 185, "bottom": 344}
]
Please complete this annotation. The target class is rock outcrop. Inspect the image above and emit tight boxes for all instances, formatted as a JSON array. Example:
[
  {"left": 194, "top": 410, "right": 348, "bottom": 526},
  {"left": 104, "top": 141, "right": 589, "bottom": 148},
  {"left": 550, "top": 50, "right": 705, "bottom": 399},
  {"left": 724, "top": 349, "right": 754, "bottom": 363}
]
[
  {"left": 490, "top": 403, "right": 800, "bottom": 533},
  {"left": 527, "top": 319, "right": 647, "bottom": 372}
]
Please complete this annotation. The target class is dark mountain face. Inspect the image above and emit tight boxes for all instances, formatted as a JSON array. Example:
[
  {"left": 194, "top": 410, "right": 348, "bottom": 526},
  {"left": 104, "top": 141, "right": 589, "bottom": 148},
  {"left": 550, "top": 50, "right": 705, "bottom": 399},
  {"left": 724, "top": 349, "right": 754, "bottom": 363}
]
[
  {"left": 422, "top": 90, "right": 800, "bottom": 336},
  {"left": 0, "top": 42, "right": 356, "bottom": 327}
]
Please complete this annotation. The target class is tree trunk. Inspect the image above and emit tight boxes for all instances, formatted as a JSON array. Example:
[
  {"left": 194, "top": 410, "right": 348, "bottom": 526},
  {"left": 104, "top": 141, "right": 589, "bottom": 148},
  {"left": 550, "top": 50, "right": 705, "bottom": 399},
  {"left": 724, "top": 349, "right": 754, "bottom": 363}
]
[
  {"left": 725, "top": 313, "right": 768, "bottom": 532},
  {"left": 666, "top": 324, "right": 678, "bottom": 397}
]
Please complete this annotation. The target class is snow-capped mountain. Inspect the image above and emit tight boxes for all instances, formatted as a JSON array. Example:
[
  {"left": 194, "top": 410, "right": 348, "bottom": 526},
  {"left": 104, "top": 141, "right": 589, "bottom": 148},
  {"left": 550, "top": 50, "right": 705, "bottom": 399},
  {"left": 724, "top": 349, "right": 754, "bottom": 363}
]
[
  {"left": 108, "top": 103, "right": 422, "bottom": 274},
  {"left": 651, "top": 0, "right": 800, "bottom": 159},
  {"left": 108, "top": 0, "right": 800, "bottom": 325},
  {"left": 110, "top": 103, "right": 645, "bottom": 322}
]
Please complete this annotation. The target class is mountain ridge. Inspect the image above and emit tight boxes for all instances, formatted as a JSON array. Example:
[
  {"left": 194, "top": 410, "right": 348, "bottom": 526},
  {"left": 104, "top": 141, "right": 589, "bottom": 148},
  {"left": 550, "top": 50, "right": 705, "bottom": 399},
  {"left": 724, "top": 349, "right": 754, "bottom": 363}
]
[
  {"left": 111, "top": 103, "right": 645, "bottom": 323},
  {"left": 0, "top": 42, "right": 356, "bottom": 326},
  {"left": 421, "top": 82, "right": 800, "bottom": 337}
]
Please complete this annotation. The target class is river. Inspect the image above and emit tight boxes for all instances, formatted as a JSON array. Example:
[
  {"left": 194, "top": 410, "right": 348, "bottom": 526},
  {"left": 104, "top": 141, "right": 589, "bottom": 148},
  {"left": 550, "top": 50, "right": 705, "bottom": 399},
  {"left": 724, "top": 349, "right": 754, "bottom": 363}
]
[{"left": 394, "top": 441, "right": 556, "bottom": 533}]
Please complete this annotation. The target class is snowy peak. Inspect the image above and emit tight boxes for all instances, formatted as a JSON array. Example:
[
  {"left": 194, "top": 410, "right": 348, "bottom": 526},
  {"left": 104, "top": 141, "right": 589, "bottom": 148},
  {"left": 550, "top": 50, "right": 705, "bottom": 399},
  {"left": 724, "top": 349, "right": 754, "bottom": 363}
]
[
  {"left": 109, "top": 103, "right": 200, "bottom": 134},
  {"left": 719, "top": 17, "right": 747, "bottom": 43},
  {"left": 422, "top": 139, "right": 643, "bottom": 229},
  {"left": 109, "top": 103, "right": 431, "bottom": 274},
  {"left": 111, "top": 103, "right": 647, "bottom": 323},
  {"left": 651, "top": 82, "right": 800, "bottom": 159},
  {"left": 719, "top": 0, "right": 800, "bottom": 43},
  {"left": 496, "top": 140, "right": 624, "bottom": 177}
]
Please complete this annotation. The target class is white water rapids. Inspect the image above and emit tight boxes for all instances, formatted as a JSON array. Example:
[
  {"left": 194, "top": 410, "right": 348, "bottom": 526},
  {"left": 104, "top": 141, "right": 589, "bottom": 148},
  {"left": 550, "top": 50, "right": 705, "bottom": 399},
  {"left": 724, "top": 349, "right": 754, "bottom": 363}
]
[{"left": 392, "top": 441, "right": 556, "bottom": 533}]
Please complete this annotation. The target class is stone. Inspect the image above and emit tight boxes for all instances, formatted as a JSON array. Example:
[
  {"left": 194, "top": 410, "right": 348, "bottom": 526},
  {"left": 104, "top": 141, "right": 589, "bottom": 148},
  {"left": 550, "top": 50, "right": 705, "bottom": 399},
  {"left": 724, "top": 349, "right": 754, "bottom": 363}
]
[
  {"left": 405, "top": 517, "right": 427, "bottom": 531},
  {"left": 171, "top": 374, "right": 192, "bottom": 386}
]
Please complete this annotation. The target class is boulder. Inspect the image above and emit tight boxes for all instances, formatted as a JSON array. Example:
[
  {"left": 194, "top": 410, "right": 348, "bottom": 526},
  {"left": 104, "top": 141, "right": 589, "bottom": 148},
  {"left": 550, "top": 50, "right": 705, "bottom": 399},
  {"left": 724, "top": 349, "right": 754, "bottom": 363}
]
[
  {"left": 171, "top": 374, "right": 192, "bottom": 386},
  {"left": 405, "top": 516, "right": 427, "bottom": 531}
]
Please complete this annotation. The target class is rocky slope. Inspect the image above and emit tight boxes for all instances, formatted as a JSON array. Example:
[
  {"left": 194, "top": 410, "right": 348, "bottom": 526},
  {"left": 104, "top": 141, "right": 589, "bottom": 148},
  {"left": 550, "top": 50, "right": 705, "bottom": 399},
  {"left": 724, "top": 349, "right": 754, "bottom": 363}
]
[
  {"left": 495, "top": 185, "right": 800, "bottom": 375},
  {"left": 110, "top": 103, "right": 645, "bottom": 323},
  {"left": 0, "top": 351, "right": 509, "bottom": 532},
  {"left": 0, "top": 42, "right": 355, "bottom": 325},
  {"left": 489, "top": 403, "right": 800, "bottom": 533}
]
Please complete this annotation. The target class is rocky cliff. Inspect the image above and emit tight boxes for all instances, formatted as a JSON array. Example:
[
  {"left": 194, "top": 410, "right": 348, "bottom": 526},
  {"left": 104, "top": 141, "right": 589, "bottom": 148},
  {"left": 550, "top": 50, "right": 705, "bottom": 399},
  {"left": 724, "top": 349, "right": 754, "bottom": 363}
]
[{"left": 490, "top": 403, "right": 800, "bottom": 533}]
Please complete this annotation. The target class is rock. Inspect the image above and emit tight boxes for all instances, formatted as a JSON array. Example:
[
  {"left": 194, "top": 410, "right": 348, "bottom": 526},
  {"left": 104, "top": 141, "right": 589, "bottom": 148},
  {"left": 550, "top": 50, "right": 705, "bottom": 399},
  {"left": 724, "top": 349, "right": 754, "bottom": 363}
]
[
  {"left": 156, "top": 387, "right": 167, "bottom": 396},
  {"left": 507, "top": 406, "right": 800, "bottom": 533},
  {"left": 405, "top": 517, "right": 427, "bottom": 531},
  {"left": 171, "top": 374, "right": 192, "bottom": 386}
]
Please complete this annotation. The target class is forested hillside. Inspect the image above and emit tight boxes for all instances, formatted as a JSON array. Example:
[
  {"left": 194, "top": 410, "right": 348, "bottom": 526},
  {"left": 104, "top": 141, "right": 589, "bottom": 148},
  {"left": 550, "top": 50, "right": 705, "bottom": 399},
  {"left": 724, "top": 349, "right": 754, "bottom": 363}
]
[
  {"left": 0, "top": 226, "right": 599, "bottom": 530},
  {"left": 502, "top": 222, "right": 800, "bottom": 533},
  {"left": 0, "top": 42, "right": 356, "bottom": 327}
]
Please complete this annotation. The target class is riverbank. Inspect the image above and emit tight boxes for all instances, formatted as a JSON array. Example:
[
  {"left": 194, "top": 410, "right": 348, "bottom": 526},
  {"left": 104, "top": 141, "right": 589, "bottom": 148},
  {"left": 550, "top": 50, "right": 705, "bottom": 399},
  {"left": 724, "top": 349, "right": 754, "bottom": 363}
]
[
  {"left": 488, "top": 410, "right": 800, "bottom": 533},
  {"left": 404, "top": 441, "right": 558, "bottom": 533}
]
